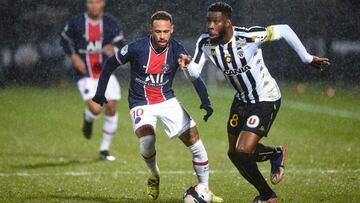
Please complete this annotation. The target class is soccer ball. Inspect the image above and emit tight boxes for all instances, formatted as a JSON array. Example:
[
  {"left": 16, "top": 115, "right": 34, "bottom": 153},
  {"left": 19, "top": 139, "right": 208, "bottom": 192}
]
[{"left": 183, "top": 184, "right": 212, "bottom": 203}]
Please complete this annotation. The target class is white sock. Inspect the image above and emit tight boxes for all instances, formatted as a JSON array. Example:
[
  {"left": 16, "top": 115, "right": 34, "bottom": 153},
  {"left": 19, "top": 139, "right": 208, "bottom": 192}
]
[
  {"left": 84, "top": 107, "right": 99, "bottom": 122},
  {"left": 100, "top": 113, "right": 118, "bottom": 151},
  {"left": 139, "top": 135, "right": 159, "bottom": 176},
  {"left": 189, "top": 140, "right": 209, "bottom": 187}
]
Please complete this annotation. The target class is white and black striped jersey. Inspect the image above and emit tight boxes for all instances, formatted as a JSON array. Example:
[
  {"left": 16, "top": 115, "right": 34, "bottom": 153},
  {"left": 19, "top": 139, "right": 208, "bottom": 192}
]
[{"left": 187, "top": 25, "right": 313, "bottom": 103}]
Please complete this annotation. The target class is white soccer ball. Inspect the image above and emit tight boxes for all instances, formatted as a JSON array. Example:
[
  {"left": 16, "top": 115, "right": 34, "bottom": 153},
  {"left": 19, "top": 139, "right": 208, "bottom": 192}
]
[{"left": 183, "top": 184, "right": 212, "bottom": 203}]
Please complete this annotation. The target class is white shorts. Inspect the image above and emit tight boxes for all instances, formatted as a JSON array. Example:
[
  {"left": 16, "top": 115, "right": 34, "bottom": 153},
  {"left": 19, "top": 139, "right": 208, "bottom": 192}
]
[
  {"left": 129, "top": 98, "right": 196, "bottom": 138},
  {"left": 77, "top": 75, "right": 121, "bottom": 101}
]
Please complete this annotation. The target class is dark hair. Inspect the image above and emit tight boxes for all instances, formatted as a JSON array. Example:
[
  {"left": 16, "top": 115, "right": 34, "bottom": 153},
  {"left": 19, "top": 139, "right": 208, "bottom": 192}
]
[
  {"left": 150, "top": 11, "right": 173, "bottom": 25},
  {"left": 207, "top": 2, "right": 232, "bottom": 18}
]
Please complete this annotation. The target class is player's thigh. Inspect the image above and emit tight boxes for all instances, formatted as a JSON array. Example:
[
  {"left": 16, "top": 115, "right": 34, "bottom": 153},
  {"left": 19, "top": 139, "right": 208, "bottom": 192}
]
[
  {"left": 104, "top": 74, "right": 121, "bottom": 100},
  {"left": 129, "top": 105, "right": 157, "bottom": 136},
  {"left": 236, "top": 130, "right": 262, "bottom": 153},
  {"left": 157, "top": 98, "right": 196, "bottom": 139},
  {"left": 227, "top": 97, "right": 246, "bottom": 138}
]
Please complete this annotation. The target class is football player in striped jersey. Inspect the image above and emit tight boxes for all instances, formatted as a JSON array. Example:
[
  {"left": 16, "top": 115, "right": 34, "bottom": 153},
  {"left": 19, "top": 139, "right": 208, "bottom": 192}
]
[
  {"left": 60, "top": 0, "right": 126, "bottom": 161},
  {"left": 183, "top": 2, "right": 330, "bottom": 203},
  {"left": 92, "top": 11, "right": 223, "bottom": 202}
]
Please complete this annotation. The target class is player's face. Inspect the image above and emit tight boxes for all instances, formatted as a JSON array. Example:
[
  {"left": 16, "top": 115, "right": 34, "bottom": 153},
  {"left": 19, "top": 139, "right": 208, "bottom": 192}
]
[
  {"left": 87, "top": 0, "right": 105, "bottom": 19},
  {"left": 150, "top": 20, "right": 173, "bottom": 50},
  {"left": 207, "top": 12, "right": 229, "bottom": 43}
]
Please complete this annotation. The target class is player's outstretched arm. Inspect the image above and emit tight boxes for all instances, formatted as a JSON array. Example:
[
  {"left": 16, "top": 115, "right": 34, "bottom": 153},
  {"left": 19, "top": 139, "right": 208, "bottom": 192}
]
[
  {"left": 269, "top": 24, "right": 314, "bottom": 63},
  {"left": 92, "top": 56, "right": 120, "bottom": 106},
  {"left": 270, "top": 24, "right": 331, "bottom": 71}
]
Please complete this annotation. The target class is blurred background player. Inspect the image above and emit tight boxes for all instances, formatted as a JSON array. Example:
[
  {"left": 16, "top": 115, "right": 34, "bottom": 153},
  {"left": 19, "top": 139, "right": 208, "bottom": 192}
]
[
  {"left": 183, "top": 2, "right": 330, "bottom": 203},
  {"left": 60, "top": 0, "right": 126, "bottom": 161},
  {"left": 92, "top": 11, "right": 222, "bottom": 202}
]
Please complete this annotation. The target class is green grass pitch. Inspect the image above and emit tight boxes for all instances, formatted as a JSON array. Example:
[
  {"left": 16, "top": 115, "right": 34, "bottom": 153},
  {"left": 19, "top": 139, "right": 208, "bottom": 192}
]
[{"left": 0, "top": 82, "right": 359, "bottom": 202}]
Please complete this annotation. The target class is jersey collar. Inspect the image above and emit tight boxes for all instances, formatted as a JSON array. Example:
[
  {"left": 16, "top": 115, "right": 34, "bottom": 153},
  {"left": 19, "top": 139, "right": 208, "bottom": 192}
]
[{"left": 149, "top": 35, "right": 169, "bottom": 55}]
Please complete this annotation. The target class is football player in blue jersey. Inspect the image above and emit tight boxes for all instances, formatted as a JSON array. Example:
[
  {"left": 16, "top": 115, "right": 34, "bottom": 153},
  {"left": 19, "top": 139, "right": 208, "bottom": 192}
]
[
  {"left": 60, "top": 0, "right": 126, "bottom": 161},
  {"left": 92, "top": 11, "right": 223, "bottom": 202}
]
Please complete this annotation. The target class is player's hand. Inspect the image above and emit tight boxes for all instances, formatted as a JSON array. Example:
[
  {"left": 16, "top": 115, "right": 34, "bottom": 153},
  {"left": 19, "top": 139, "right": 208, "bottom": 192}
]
[
  {"left": 200, "top": 104, "right": 213, "bottom": 122},
  {"left": 178, "top": 54, "right": 192, "bottom": 69},
  {"left": 71, "top": 53, "right": 86, "bottom": 74},
  {"left": 311, "top": 56, "right": 330, "bottom": 71},
  {"left": 103, "top": 44, "right": 115, "bottom": 57},
  {"left": 92, "top": 95, "right": 108, "bottom": 106}
]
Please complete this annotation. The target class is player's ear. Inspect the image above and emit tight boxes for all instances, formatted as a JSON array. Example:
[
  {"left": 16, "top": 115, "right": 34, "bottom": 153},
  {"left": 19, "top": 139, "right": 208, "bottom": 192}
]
[
  {"left": 149, "top": 24, "right": 153, "bottom": 33},
  {"left": 170, "top": 25, "right": 174, "bottom": 34},
  {"left": 226, "top": 19, "right": 231, "bottom": 27}
]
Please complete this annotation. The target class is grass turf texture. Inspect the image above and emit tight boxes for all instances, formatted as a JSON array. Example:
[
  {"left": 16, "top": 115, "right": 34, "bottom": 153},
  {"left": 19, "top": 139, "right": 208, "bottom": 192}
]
[{"left": 0, "top": 83, "right": 359, "bottom": 202}]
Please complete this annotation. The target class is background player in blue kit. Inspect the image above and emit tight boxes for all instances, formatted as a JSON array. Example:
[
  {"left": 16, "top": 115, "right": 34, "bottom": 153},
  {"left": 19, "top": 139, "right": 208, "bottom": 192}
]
[
  {"left": 184, "top": 2, "right": 330, "bottom": 202},
  {"left": 60, "top": 0, "right": 126, "bottom": 161},
  {"left": 92, "top": 11, "right": 223, "bottom": 202}
]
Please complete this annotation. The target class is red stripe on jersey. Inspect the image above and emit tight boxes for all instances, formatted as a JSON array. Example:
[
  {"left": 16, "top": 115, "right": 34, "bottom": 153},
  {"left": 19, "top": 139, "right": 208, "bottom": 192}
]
[
  {"left": 87, "top": 22, "right": 102, "bottom": 78},
  {"left": 145, "top": 48, "right": 168, "bottom": 105},
  {"left": 88, "top": 23, "right": 101, "bottom": 41},
  {"left": 192, "top": 160, "right": 209, "bottom": 166},
  {"left": 89, "top": 53, "right": 102, "bottom": 79}
]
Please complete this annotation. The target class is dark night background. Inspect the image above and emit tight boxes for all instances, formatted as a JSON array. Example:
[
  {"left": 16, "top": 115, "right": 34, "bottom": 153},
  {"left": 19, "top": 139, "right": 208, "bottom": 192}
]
[{"left": 0, "top": 0, "right": 359, "bottom": 87}]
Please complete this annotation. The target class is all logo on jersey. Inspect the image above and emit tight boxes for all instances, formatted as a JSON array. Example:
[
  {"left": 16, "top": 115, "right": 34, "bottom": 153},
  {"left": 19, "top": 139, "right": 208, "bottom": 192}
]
[
  {"left": 120, "top": 45, "right": 128, "bottom": 56},
  {"left": 224, "top": 54, "right": 232, "bottom": 63},
  {"left": 246, "top": 115, "right": 260, "bottom": 128},
  {"left": 136, "top": 74, "right": 168, "bottom": 87},
  {"left": 86, "top": 41, "right": 102, "bottom": 52}
]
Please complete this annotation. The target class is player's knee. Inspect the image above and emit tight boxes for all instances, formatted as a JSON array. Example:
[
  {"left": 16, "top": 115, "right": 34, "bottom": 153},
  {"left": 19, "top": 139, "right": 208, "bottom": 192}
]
[
  {"left": 139, "top": 135, "right": 156, "bottom": 158},
  {"left": 105, "top": 102, "right": 117, "bottom": 115},
  {"left": 87, "top": 101, "right": 102, "bottom": 115},
  {"left": 228, "top": 152, "right": 252, "bottom": 165},
  {"left": 136, "top": 125, "right": 155, "bottom": 138},
  {"left": 188, "top": 129, "right": 200, "bottom": 145},
  {"left": 236, "top": 144, "right": 254, "bottom": 154},
  {"left": 179, "top": 127, "right": 199, "bottom": 146}
]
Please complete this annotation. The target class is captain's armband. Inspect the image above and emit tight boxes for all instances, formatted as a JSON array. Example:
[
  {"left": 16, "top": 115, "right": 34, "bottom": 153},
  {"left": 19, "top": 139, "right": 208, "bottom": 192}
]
[{"left": 265, "top": 26, "right": 276, "bottom": 42}]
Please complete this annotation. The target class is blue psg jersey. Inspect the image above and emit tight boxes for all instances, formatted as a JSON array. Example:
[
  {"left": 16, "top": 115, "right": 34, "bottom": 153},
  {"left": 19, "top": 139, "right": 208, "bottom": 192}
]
[
  {"left": 60, "top": 13, "right": 125, "bottom": 80},
  {"left": 115, "top": 36, "right": 188, "bottom": 109}
]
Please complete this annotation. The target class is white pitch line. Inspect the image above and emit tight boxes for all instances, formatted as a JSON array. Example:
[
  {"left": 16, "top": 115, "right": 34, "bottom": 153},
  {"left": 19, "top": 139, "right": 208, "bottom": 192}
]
[
  {"left": 285, "top": 100, "right": 360, "bottom": 120},
  {"left": 1, "top": 168, "right": 359, "bottom": 177}
]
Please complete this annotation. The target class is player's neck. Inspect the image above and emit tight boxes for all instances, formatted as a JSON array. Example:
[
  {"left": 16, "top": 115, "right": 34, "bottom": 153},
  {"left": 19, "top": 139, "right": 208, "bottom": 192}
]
[
  {"left": 150, "top": 37, "right": 167, "bottom": 54},
  {"left": 222, "top": 27, "right": 234, "bottom": 44},
  {"left": 87, "top": 12, "right": 103, "bottom": 22}
]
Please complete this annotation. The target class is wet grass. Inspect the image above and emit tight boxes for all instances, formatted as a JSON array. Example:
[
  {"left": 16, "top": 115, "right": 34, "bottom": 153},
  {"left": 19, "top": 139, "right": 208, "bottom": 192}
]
[{"left": 0, "top": 83, "right": 359, "bottom": 202}]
